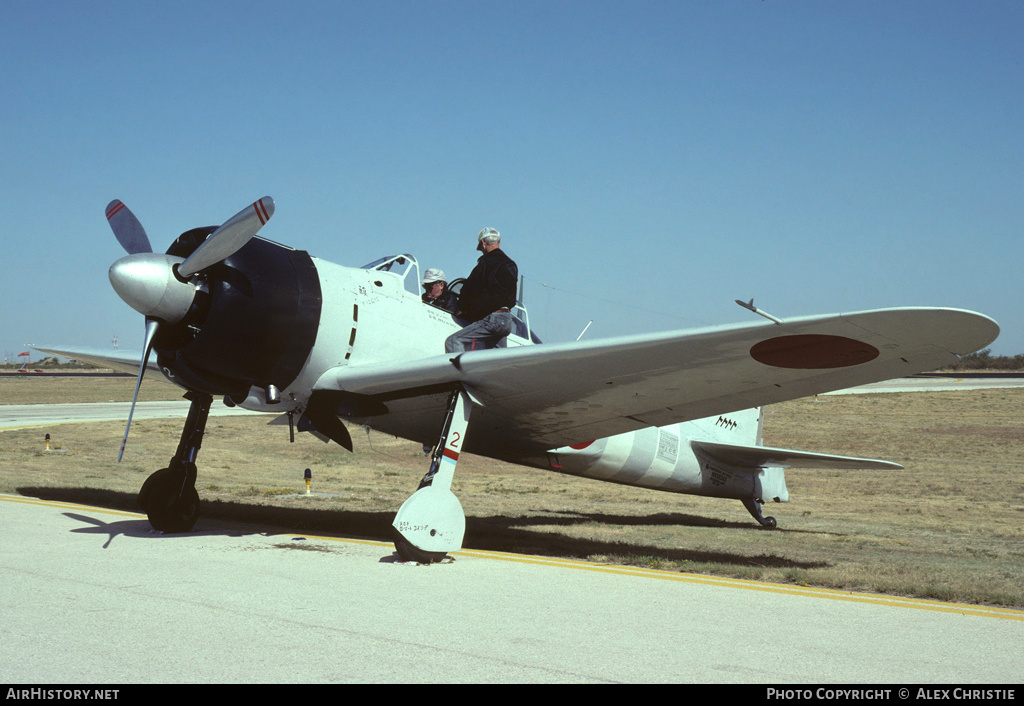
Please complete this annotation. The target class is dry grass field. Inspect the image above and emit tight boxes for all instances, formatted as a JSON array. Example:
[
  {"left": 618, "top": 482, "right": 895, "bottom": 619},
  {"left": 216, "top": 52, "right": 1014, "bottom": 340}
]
[{"left": 2, "top": 375, "right": 1022, "bottom": 608}]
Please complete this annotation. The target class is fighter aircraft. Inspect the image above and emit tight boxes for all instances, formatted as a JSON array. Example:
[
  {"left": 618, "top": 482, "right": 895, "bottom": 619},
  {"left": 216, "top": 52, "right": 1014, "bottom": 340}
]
[{"left": 40, "top": 196, "right": 1000, "bottom": 563}]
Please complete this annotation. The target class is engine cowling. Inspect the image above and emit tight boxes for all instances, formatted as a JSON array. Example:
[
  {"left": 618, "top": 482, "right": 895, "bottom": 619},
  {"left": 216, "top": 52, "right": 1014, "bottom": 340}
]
[{"left": 154, "top": 231, "right": 322, "bottom": 397}]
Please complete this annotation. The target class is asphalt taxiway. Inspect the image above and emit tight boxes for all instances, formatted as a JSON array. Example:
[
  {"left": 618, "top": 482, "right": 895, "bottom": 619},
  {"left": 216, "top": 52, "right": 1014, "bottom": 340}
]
[
  {"left": 0, "top": 400, "right": 259, "bottom": 431},
  {"left": 3, "top": 379, "right": 1023, "bottom": 682},
  {"left": 1, "top": 494, "right": 1021, "bottom": 683}
]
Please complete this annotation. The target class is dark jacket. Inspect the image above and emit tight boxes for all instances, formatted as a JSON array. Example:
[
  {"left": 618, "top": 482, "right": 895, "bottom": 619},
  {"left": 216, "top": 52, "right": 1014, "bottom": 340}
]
[
  {"left": 457, "top": 248, "right": 518, "bottom": 323},
  {"left": 422, "top": 285, "right": 458, "bottom": 313}
]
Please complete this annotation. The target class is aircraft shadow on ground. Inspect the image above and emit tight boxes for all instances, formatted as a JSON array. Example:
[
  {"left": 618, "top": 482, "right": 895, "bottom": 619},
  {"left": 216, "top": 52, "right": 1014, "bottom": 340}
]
[{"left": 17, "top": 486, "right": 829, "bottom": 570}]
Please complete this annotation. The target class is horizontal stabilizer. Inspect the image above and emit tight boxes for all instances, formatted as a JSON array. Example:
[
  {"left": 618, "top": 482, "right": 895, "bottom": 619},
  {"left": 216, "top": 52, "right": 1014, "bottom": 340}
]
[{"left": 693, "top": 440, "right": 903, "bottom": 471}]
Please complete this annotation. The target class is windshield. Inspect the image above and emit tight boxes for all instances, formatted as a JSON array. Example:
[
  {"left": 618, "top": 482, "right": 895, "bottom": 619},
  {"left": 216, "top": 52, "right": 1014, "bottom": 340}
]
[{"left": 360, "top": 254, "right": 420, "bottom": 297}]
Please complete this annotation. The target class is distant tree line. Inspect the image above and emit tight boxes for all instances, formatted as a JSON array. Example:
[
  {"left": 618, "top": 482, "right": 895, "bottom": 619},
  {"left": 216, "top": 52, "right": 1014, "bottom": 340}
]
[
  {"left": 947, "top": 349, "right": 1024, "bottom": 371},
  {"left": 1, "top": 356, "right": 100, "bottom": 369}
]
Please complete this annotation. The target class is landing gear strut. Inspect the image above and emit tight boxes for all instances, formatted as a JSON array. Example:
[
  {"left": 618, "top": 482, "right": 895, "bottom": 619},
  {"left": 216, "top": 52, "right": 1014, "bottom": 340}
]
[
  {"left": 742, "top": 498, "right": 778, "bottom": 530},
  {"left": 137, "top": 392, "right": 212, "bottom": 532},
  {"left": 392, "top": 385, "right": 472, "bottom": 563}
]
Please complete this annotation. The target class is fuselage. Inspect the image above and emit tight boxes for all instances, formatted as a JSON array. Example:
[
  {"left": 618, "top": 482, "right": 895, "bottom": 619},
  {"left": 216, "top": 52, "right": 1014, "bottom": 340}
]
[
  {"left": 142, "top": 240, "right": 787, "bottom": 509},
  {"left": 243, "top": 251, "right": 536, "bottom": 413}
]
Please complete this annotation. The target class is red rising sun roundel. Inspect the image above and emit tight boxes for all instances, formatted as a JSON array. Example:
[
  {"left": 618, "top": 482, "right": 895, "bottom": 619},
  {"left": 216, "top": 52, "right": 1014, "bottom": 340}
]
[{"left": 749, "top": 334, "right": 880, "bottom": 369}]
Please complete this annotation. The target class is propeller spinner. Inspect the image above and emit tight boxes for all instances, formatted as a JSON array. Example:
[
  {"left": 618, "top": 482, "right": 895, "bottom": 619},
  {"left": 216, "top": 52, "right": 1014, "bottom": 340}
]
[{"left": 107, "top": 196, "right": 276, "bottom": 460}]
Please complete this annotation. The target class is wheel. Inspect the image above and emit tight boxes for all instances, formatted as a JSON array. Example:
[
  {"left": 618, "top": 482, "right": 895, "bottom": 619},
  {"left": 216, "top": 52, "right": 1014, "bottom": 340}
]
[
  {"left": 762, "top": 516, "right": 778, "bottom": 530},
  {"left": 139, "top": 468, "right": 200, "bottom": 533},
  {"left": 392, "top": 529, "right": 448, "bottom": 564},
  {"left": 148, "top": 485, "right": 199, "bottom": 533},
  {"left": 137, "top": 467, "right": 174, "bottom": 513}
]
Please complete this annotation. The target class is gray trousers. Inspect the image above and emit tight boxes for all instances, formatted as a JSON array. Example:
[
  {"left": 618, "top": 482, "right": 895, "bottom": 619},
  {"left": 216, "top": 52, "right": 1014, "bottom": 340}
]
[{"left": 444, "top": 311, "right": 513, "bottom": 353}]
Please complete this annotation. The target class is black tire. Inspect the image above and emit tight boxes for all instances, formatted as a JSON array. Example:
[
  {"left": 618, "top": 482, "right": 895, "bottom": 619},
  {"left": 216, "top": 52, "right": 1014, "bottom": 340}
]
[
  {"left": 140, "top": 469, "right": 200, "bottom": 533},
  {"left": 137, "top": 467, "right": 175, "bottom": 513},
  {"left": 392, "top": 529, "right": 447, "bottom": 564}
]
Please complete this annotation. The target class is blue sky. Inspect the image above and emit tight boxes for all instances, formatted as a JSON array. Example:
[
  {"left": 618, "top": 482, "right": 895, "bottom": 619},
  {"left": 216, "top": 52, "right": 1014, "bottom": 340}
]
[{"left": 2, "top": 0, "right": 1021, "bottom": 362}]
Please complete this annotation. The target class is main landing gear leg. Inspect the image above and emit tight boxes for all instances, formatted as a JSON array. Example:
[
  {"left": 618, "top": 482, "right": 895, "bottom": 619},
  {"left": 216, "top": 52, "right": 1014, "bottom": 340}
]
[
  {"left": 392, "top": 385, "right": 472, "bottom": 563},
  {"left": 137, "top": 392, "right": 212, "bottom": 533},
  {"left": 742, "top": 498, "right": 778, "bottom": 530}
]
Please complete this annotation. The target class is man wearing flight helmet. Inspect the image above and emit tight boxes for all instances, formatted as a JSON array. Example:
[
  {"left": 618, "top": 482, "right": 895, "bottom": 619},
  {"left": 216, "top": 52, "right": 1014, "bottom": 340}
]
[{"left": 444, "top": 227, "right": 518, "bottom": 353}]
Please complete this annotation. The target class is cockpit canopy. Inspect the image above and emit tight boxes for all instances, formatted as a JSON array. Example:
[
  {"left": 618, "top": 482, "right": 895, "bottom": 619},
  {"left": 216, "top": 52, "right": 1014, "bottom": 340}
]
[
  {"left": 361, "top": 254, "right": 540, "bottom": 344},
  {"left": 361, "top": 254, "right": 421, "bottom": 297}
]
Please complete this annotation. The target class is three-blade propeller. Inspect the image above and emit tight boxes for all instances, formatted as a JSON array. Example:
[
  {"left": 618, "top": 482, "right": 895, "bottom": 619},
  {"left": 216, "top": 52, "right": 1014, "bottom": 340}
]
[{"left": 106, "top": 196, "right": 275, "bottom": 461}]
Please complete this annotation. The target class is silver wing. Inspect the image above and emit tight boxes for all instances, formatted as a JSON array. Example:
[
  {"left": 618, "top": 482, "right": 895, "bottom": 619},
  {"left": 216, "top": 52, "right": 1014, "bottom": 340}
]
[
  {"left": 34, "top": 346, "right": 158, "bottom": 377},
  {"left": 312, "top": 307, "right": 998, "bottom": 465}
]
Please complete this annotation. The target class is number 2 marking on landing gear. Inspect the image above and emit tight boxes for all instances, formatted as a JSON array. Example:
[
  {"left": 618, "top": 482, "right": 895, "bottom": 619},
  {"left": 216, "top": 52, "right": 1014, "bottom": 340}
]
[{"left": 449, "top": 431, "right": 461, "bottom": 448}]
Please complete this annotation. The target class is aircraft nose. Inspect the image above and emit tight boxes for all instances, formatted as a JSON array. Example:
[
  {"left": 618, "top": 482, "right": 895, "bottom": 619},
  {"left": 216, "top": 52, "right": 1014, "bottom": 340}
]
[{"left": 109, "top": 252, "right": 195, "bottom": 324}]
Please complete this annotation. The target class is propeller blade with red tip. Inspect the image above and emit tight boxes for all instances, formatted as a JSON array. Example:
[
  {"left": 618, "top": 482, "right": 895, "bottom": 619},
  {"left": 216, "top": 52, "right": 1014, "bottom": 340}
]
[
  {"left": 106, "top": 200, "right": 152, "bottom": 255},
  {"left": 177, "top": 196, "right": 275, "bottom": 278}
]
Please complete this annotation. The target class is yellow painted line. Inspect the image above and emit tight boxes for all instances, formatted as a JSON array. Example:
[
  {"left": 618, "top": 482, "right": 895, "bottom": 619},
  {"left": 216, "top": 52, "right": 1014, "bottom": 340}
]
[
  {"left": 450, "top": 549, "right": 1024, "bottom": 620},
  {"left": 1, "top": 494, "right": 146, "bottom": 519},
  {"left": 4, "top": 493, "right": 1022, "bottom": 622}
]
